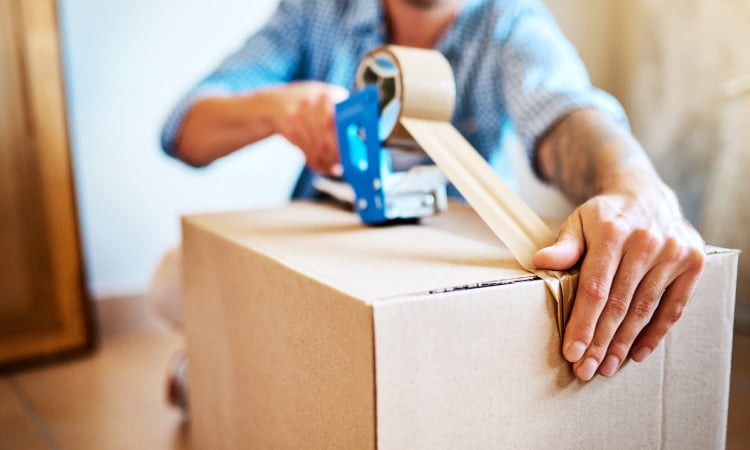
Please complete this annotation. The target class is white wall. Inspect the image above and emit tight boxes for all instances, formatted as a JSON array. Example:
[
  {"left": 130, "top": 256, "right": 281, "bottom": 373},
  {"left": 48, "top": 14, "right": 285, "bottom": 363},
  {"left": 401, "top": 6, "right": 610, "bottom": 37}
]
[
  {"left": 548, "top": 0, "right": 750, "bottom": 227},
  {"left": 544, "top": 0, "right": 618, "bottom": 95},
  {"left": 620, "top": 1, "right": 750, "bottom": 224},
  {"left": 59, "top": 0, "right": 298, "bottom": 298}
]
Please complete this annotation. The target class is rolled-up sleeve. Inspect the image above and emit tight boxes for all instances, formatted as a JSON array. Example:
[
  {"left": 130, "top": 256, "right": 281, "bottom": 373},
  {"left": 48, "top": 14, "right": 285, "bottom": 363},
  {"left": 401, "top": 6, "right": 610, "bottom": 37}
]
[
  {"left": 496, "top": 3, "right": 628, "bottom": 160},
  {"left": 160, "top": 0, "right": 307, "bottom": 156}
]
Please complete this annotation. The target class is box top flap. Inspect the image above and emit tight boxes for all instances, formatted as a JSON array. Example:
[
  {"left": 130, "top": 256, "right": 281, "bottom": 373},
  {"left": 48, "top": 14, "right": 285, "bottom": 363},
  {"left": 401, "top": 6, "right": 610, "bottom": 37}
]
[
  {"left": 183, "top": 201, "right": 534, "bottom": 304},
  {"left": 183, "top": 201, "right": 735, "bottom": 305}
]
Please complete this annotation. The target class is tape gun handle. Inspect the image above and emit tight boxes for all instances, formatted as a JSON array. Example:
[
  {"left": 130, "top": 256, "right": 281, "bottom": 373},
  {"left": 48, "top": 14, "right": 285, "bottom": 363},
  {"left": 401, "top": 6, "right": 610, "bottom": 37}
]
[{"left": 334, "top": 86, "right": 388, "bottom": 224}]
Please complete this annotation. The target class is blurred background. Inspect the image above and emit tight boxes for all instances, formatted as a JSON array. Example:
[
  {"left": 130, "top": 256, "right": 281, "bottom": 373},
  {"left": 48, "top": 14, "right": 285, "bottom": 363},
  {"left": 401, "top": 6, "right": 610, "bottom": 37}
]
[
  {"left": 56, "top": 0, "right": 750, "bottom": 304},
  {"left": 59, "top": 0, "right": 302, "bottom": 299},
  {"left": 1, "top": 0, "right": 749, "bottom": 448}
]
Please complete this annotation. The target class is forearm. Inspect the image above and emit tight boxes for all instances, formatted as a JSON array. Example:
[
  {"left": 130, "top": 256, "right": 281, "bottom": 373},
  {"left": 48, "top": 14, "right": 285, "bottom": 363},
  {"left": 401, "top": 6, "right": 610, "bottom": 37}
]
[
  {"left": 174, "top": 90, "right": 279, "bottom": 167},
  {"left": 535, "top": 108, "right": 670, "bottom": 205}
]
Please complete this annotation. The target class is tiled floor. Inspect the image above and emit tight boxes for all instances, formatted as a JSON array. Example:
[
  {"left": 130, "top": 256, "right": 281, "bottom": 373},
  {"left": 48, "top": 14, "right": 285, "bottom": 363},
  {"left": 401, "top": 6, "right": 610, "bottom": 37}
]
[
  {"left": 0, "top": 296, "right": 749, "bottom": 449},
  {"left": 0, "top": 296, "right": 188, "bottom": 450}
]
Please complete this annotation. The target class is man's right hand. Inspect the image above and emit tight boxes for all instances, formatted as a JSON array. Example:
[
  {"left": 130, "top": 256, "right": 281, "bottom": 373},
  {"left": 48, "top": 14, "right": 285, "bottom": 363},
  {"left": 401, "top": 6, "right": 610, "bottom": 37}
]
[
  {"left": 175, "top": 81, "right": 348, "bottom": 171},
  {"left": 270, "top": 82, "right": 349, "bottom": 176}
]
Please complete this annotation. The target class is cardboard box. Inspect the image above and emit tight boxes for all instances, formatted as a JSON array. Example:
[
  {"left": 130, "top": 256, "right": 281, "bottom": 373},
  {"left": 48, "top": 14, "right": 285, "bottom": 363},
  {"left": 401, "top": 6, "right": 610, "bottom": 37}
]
[{"left": 182, "top": 201, "right": 737, "bottom": 449}]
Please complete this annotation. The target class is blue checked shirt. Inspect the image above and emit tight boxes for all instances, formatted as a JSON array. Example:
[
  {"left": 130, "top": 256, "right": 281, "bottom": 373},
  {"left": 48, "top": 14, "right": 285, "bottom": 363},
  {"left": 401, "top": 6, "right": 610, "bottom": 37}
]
[{"left": 161, "top": 0, "right": 627, "bottom": 198}]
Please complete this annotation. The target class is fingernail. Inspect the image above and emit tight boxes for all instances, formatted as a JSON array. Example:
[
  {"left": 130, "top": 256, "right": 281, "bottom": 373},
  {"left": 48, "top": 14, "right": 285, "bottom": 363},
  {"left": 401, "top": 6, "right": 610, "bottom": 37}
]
[
  {"left": 330, "top": 163, "right": 343, "bottom": 177},
  {"left": 599, "top": 355, "right": 620, "bottom": 377},
  {"left": 631, "top": 346, "right": 652, "bottom": 362},
  {"left": 564, "top": 340, "right": 587, "bottom": 362},
  {"left": 577, "top": 357, "right": 599, "bottom": 381}
]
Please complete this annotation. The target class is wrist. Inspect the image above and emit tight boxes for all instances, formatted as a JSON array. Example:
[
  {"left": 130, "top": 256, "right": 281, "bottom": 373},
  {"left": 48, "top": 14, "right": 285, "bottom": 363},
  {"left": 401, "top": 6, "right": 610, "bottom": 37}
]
[
  {"left": 242, "top": 87, "right": 285, "bottom": 136},
  {"left": 601, "top": 171, "right": 681, "bottom": 213}
]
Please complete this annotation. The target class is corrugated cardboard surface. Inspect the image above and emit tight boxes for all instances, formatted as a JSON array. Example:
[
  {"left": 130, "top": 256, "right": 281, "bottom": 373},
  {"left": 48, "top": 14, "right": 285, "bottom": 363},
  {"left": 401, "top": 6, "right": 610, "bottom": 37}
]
[
  {"left": 186, "top": 201, "right": 532, "bottom": 302},
  {"left": 183, "top": 210, "right": 376, "bottom": 449},
  {"left": 183, "top": 201, "right": 737, "bottom": 449},
  {"left": 660, "top": 250, "right": 737, "bottom": 448},
  {"left": 374, "top": 252, "right": 737, "bottom": 449}
]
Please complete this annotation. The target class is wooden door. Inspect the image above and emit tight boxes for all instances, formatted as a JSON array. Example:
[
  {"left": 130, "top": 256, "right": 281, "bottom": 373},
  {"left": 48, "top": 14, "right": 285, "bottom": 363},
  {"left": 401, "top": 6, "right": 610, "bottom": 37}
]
[{"left": 0, "top": 0, "right": 92, "bottom": 369}]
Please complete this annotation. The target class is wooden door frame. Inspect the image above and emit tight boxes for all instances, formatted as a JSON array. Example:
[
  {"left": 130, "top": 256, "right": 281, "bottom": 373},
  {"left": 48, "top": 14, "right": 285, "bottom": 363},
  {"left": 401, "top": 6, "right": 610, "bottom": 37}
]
[{"left": 0, "top": 0, "right": 94, "bottom": 370}]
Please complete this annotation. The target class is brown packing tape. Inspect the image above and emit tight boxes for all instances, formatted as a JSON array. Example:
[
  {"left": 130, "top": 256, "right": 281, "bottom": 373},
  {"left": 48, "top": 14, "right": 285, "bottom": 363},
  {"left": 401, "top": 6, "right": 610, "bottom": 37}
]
[
  {"left": 539, "top": 269, "right": 579, "bottom": 338},
  {"left": 355, "top": 45, "right": 455, "bottom": 148},
  {"left": 357, "top": 45, "right": 578, "bottom": 337},
  {"left": 402, "top": 118, "right": 578, "bottom": 338}
]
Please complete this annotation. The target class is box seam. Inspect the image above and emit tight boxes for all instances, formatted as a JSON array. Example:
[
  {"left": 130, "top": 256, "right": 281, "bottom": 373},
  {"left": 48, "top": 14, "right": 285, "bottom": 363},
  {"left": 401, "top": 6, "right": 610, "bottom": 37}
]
[{"left": 374, "top": 275, "right": 539, "bottom": 304}]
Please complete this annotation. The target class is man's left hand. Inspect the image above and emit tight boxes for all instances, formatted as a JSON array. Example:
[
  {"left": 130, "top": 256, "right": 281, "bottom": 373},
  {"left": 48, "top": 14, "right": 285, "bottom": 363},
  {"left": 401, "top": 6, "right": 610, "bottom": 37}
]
[{"left": 533, "top": 181, "right": 705, "bottom": 381}]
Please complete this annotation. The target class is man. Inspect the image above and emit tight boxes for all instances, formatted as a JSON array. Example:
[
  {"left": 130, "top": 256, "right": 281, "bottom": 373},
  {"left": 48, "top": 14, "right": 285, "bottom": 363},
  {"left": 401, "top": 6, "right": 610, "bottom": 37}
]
[{"left": 161, "top": 0, "right": 705, "bottom": 382}]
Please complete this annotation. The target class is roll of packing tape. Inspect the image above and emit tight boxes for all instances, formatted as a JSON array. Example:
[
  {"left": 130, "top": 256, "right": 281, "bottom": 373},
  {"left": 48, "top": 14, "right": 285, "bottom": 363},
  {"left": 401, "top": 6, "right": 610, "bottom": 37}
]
[
  {"left": 355, "top": 45, "right": 578, "bottom": 337},
  {"left": 355, "top": 45, "right": 455, "bottom": 147}
]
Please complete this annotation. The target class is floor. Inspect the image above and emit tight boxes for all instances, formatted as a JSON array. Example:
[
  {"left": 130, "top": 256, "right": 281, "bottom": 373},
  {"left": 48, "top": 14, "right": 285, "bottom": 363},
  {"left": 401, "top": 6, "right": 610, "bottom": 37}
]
[
  {"left": 0, "top": 296, "right": 748, "bottom": 450},
  {"left": 0, "top": 296, "right": 188, "bottom": 450}
]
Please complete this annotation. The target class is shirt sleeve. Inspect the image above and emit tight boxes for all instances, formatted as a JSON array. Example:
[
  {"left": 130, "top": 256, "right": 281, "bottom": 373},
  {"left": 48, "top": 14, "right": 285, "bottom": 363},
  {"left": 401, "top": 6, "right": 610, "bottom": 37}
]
[
  {"left": 160, "top": 0, "right": 308, "bottom": 156},
  {"left": 496, "top": 2, "right": 628, "bottom": 162}
]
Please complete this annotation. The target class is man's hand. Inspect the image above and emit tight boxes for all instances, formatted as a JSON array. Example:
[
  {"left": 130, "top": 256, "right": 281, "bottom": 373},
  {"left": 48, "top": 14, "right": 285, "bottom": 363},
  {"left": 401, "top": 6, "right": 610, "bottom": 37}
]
[
  {"left": 175, "top": 82, "right": 348, "bottom": 171},
  {"left": 532, "top": 108, "right": 706, "bottom": 381},
  {"left": 271, "top": 82, "right": 349, "bottom": 176},
  {"left": 534, "top": 185, "right": 705, "bottom": 380}
]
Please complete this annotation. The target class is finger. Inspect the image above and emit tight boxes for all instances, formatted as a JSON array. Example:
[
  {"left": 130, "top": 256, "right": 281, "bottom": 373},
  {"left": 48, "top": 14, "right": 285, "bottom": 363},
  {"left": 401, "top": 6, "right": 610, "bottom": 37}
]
[
  {"left": 283, "top": 119, "right": 307, "bottom": 153},
  {"left": 596, "top": 235, "right": 682, "bottom": 376},
  {"left": 317, "top": 93, "right": 341, "bottom": 174},
  {"left": 329, "top": 163, "right": 343, "bottom": 178},
  {"left": 533, "top": 213, "right": 584, "bottom": 271},
  {"left": 581, "top": 229, "right": 662, "bottom": 377},
  {"left": 289, "top": 101, "right": 317, "bottom": 167},
  {"left": 597, "top": 264, "right": 678, "bottom": 377},
  {"left": 575, "top": 243, "right": 660, "bottom": 379},
  {"left": 630, "top": 251, "right": 705, "bottom": 362},
  {"left": 326, "top": 85, "right": 350, "bottom": 104},
  {"left": 562, "top": 220, "right": 625, "bottom": 367},
  {"left": 301, "top": 97, "right": 326, "bottom": 170}
]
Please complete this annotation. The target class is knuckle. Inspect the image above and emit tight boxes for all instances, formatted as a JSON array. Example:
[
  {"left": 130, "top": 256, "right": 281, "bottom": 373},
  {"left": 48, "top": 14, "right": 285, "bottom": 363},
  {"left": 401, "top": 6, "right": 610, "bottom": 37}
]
[
  {"left": 666, "top": 304, "right": 685, "bottom": 325},
  {"left": 580, "top": 278, "right": 609, "bottom": 303},
  {"left": 601, "top": 220, "right": 625, "bottom": 242},
  {"left": 565, "top": 320, "right": 596, "bottom": 344},
  {"left": 286, "top": 103, "right": 301, "bottom": 121},
  {"left": 630, "top": 298, "right": 656, "bottom": 321},
  {"left": 687, "top": 247, "right": 706, "bottom": 272},
  {"left": 291, "top": 109, "right": 306, "bottom": 123},
  {"left": 606, "top": 340, "right": 632, "bottom": 359},
  {"left": 632, "top": 229, "right": 660, "bottom": 255},
  {"left": 587, "top": 338, "right": 609, "bottom": 357},
  {"left": 662, "top": 237, "right": 682, "bottom": 262},
  {"left": 605, "top": 294, "right": 630, "bottom": 318}
]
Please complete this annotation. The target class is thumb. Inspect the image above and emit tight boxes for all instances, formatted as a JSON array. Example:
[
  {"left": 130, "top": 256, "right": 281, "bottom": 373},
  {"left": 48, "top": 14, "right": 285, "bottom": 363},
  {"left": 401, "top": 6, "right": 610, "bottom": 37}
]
[
  {"left": 327, "top": 85, "right": 350, "bottom": 104},
  {"left": 533, "top": 215, "right": 584, "bottom": 270}
]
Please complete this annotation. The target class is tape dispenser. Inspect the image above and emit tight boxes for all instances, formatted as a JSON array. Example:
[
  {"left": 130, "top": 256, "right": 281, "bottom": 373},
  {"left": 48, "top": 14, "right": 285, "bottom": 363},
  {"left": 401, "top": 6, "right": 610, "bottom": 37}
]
[{"left": 332, "top": 46, "right": 455, "bottom": 224}]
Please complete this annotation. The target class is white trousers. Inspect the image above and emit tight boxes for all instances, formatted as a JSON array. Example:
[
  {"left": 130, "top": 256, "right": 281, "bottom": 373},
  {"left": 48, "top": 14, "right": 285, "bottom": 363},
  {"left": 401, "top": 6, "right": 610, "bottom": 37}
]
[{"left": 147, "top": 246, "right": 184, "bottom": 331}]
